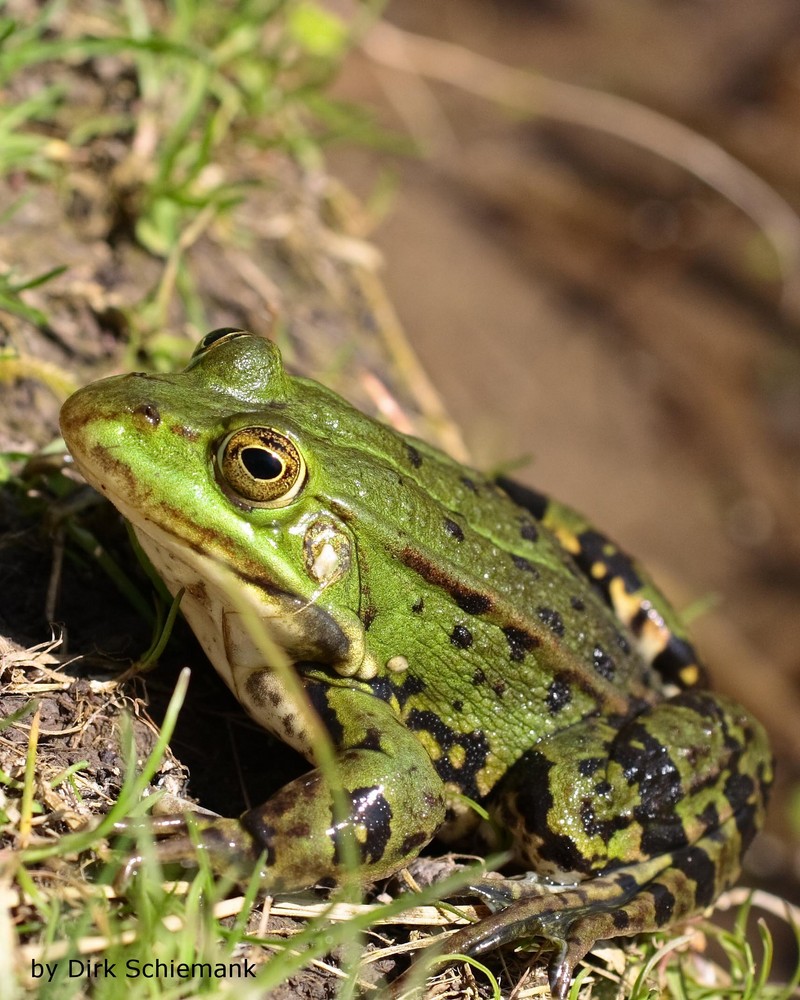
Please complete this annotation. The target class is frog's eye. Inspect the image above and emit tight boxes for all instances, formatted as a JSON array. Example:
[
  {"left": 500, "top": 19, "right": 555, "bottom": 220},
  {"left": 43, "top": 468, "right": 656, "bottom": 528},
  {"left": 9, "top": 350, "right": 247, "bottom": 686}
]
[
  {"left": 192, "top": 328, "right": 250, "bottom": 358},
  {"left": 217, "top": 428, "right": 306, "bottom": 507}
]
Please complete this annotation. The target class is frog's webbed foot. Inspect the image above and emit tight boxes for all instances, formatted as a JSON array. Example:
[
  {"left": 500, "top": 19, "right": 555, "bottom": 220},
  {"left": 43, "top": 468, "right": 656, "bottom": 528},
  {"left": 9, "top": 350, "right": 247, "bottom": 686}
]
[
  {"left": 389, "top": 866, "right": 629, "bottom": 999},
  {"left": 437, "top": 868, "right": 639, "bottom": 1000},
  {"left": 403, "top": 810, "right": 757, "bottom": 1000}
]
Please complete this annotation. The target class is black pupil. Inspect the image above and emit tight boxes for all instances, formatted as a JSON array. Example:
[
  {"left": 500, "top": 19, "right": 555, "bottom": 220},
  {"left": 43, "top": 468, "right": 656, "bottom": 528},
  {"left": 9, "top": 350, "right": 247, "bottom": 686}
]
[{"left": 241, "top": 447, "right": 283, "bottom": 481}]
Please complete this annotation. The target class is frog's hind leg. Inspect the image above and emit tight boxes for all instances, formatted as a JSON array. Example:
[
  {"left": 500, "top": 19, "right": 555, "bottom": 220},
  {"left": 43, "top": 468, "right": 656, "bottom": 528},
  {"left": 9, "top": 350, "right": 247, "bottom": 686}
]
[
  {"left": 546, "top": 814, "right": 750, "bottom": 998},
  {"left": 449, "top": 812, "right": 754, "bottom": 1000},
  {"left": 467, "top": 688, "right": 771, "bottom": 997}
]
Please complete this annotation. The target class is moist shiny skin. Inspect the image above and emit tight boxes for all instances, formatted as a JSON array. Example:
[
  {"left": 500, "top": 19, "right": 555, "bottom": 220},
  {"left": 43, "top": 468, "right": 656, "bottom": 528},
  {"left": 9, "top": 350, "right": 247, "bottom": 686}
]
[{"left": 59, "top": 330, "right": 772, "bottom": 998}]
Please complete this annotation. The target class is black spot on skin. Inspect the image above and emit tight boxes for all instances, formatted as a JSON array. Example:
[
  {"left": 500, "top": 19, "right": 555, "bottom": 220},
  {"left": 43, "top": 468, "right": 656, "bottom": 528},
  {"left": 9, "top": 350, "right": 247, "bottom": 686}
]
[
  {"left": 575, "top": 529, "right": 643, "bottom": 597},
  {"left": 629, "top": 607, "right": 649, "bottom": 637},
  {"left": 511, "top": 554, "right": 539, "bottom": 577},
  {"left": 472, "top": 668, "right": 486, "bottom": 686},
  {"left": 615, "top": 631, "right": 631, "bottom": 654},
  {"left": 723, "top": 772, "right": 756, "bottom": 817},
  {"left": 400, "top": 674, "right": 427, "bottom": 703},
  {"left": 613, "top": 721, "right": 690, "bottom": 856},
  {"left": 492, "top": 680, "right": 507, "bottom": 698},
  {"left": 592, "top": 645, "right": 616, "bottom": 680},
  {"left": 649, "top": 884, "right": 677, "bottom": 926},
  {"left": 615, "top": 872, "right": 640, "bottom": 897},
  {"left": 452, "top": 699, "right": 464, "bottom": 713},
  {"left": 406, "top": 444, "right": 423, "bottom": 468},
  {"left": 332, "top": 786, "right": 393, "bottom": 865},
  {"left": 361, "top": 605, "right": 378, "bottom": 630},
  {"left": 732, "top": 801, "right": 759, "bottom": 847},
  {"left": 444, "top": 517, "right": 465, "bottom": 542},
  {"left": 570, "top": 595, "right": 586, "bottom": 612},
  {"left": 578, "top": 757, "right": 604, "bottom": 777},
  {"left": 546, "top": 675, "right": 572, "bottom": 714},
  {"left": 502, "top": 626, "right": 540, "bottom": 662},
  {"left": 674, "top": 846, "right": 717, "bottom": 909},
  {"left": 612, "top": 909, "right": 631, "bottom": 930},
  {"left": 368, "top": 674, "right": 426, "bottom": 709},
  {"left": 499, "top": 749, "right": 594, "bottom": 876},
  {"left": 461, "top": 476, "right": 478, "bottom": 493},
  {"left": 537, "top": 606, "right": 565, "bottom": 637},
  {"left": 244, "top": 671, "right": 270, "bottom": 708},
  {"left": 305, "top": 681, "right": 345, "bottom": 744},
  {"left": 495, "top": 476, "right": 548, "bottom": 520},
  {"left": 594, "top": 780, "right": 612, "bottom": 796},
  {"left": 520, "top": 519, "right": 539, "bottom": 543},
  {"left": 578, "top": 798, "right": 628, "bottom": 840},
  {"left": 697, "top": 801, "right": 720, "bottom": 831},
  {"left": 132, "top": 402, "right": 160, "bottom": 426},
  {"left": 652, "top": 635, "right": 707, "bottom": 688},
  {"left": 367, "top": 677, "right": 393, "bottom": 703},
  {"left": 406, "top": 709, "right": 489, "bottom": 800},
  {"left": 450, "top": 624, "right": 474, "bottom": 649},
  {"left": 400, "top": 831, "right": 430, "bottom": 856},
  {"left": 411, "top": 598, "right": 424, "bottom": 614},
  {"left": 615, "top": 726, "right": 682, "bottom": 812}
]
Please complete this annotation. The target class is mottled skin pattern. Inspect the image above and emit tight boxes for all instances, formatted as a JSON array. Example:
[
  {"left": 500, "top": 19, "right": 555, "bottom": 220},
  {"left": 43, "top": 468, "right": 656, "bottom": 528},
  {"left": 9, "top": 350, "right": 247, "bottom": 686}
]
[{"left": 59, "top": 330, "right": 772, "bottom": 998}]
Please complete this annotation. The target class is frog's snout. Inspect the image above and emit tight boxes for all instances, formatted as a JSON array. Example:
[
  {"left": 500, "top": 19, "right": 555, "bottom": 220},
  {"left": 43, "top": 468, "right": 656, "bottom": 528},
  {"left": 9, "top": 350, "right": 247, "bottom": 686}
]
[{"left": 59, "top": 384, "right": 93, "bottom": 447}]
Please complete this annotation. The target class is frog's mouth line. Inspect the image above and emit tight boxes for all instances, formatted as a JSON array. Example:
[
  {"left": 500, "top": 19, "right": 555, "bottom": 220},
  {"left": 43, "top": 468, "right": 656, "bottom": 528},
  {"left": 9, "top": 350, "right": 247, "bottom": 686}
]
[
  {"left": 108, "top": 494, "right": 358, "bottom": 671},
  {"left": 111, "top": 498, "right": 297, "bottom": 613}
]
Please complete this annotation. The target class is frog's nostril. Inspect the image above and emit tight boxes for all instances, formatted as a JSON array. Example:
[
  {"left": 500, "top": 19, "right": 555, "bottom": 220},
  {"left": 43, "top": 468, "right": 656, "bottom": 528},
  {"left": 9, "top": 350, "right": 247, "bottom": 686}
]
[{"left": 132, "top": 402, "right": 161, "bottom": 427}]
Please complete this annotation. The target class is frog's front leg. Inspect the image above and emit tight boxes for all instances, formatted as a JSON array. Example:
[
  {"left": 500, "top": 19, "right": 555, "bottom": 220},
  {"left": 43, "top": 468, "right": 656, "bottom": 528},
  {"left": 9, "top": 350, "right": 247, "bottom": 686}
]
[
  {"left": 445, "top": 690, "right": 772, "bottom": 999},
  {"left": 150, "top": 684, "right": 446, "bottom": 891}
]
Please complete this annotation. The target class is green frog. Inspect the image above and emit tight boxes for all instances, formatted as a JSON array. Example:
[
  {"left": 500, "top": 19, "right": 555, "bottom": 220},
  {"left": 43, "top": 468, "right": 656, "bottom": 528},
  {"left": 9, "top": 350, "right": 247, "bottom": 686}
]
[{"left": 59, "top": 329, "right": 772, "bottom": 997}]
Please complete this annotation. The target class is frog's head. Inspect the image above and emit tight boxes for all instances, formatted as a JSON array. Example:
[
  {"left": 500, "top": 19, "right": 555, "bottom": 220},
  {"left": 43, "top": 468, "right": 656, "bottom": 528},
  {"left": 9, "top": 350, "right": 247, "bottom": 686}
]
[{"left": 60, "top": 330, "right": 374, "bottom": 681}]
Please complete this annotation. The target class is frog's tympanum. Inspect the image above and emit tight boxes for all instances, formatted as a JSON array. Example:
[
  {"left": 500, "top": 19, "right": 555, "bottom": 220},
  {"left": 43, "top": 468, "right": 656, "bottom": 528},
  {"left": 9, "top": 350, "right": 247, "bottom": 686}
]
[{"left": 60, "top": 330, "right": 772, "bottom": 997}]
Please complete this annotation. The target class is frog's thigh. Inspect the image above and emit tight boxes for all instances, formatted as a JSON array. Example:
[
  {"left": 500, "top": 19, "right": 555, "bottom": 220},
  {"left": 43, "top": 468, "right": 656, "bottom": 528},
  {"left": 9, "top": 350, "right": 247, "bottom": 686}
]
[
  {"left": 494, "top": 689, "right": 771, "bottom": 883},
  {"left": 238, "top": 685, "right": 445, "bottom": 892}
]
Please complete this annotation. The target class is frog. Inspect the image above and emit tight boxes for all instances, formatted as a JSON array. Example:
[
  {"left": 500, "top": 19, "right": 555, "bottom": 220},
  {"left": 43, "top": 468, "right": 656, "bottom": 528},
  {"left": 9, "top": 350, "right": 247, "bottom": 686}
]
[{"left": 59, "top": 329, "right": 772, "bottom": 998}]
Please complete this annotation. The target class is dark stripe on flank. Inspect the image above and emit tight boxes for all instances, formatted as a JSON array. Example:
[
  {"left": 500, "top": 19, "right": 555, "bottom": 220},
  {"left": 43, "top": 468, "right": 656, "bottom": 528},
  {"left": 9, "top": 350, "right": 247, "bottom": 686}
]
[{"left": 399, "top": 547, "right": 492, "bottom": 615}]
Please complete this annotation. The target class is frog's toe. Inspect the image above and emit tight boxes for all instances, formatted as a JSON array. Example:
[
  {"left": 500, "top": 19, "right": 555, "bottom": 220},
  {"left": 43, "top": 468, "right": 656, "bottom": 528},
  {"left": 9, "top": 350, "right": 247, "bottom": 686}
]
[{"left": 548, "top": 939, "right": 585, "bottom": 1000}]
